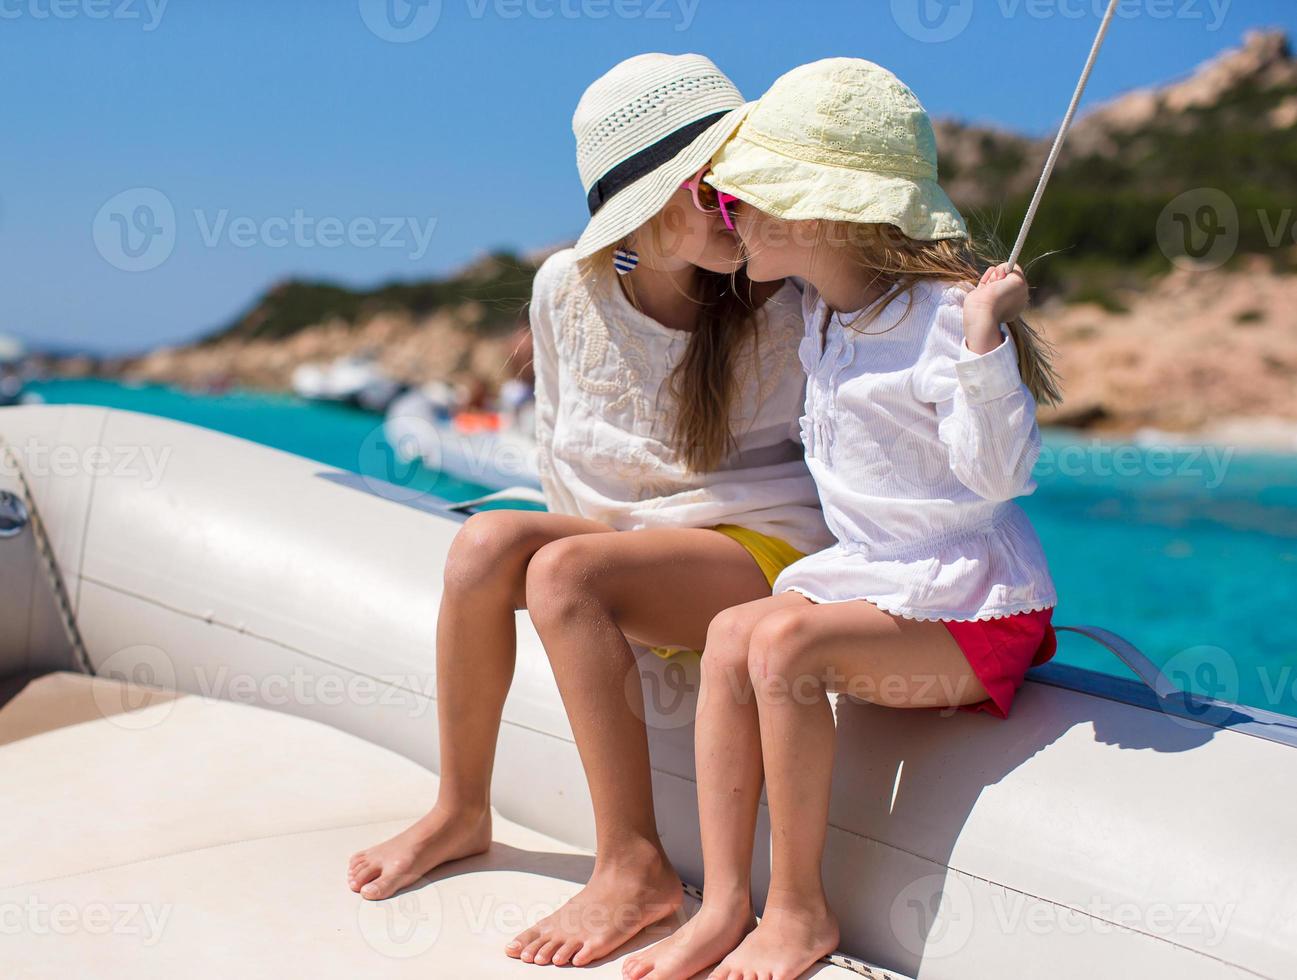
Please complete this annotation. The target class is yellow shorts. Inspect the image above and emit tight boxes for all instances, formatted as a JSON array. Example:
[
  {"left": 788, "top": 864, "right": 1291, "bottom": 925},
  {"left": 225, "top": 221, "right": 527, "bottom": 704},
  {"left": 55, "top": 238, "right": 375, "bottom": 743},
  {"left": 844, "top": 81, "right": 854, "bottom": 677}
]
[{"left": 649, "top": 525, "right": 805, "bottom": 660}]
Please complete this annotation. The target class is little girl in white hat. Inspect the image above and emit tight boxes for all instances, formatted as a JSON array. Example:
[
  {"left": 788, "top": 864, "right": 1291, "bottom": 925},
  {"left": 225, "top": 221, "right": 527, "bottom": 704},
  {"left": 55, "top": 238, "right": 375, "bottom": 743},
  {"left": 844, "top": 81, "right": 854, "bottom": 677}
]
[
  {"left": 625, "top": 59, "right": 1062, "bottom": 980},
  {"left": 348, "top": 53, "right": 832, "bottom": 968}
]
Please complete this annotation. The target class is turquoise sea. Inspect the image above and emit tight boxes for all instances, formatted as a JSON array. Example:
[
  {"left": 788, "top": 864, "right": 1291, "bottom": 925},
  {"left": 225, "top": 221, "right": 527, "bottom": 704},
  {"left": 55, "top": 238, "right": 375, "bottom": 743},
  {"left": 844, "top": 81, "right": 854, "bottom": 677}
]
[{"left": 25, "top": 378, "right": 1297, "bottom": 719}]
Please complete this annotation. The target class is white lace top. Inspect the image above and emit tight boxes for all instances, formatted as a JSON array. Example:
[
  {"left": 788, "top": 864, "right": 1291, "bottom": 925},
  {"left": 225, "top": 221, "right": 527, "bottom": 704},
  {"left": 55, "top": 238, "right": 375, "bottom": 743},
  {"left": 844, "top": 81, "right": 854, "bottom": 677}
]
[
  {"left": 530, "top": 249, "right": 833, "bottom": 556},
  {"left": 773, "top": 280, "right": 1057, "bottom": 621}
]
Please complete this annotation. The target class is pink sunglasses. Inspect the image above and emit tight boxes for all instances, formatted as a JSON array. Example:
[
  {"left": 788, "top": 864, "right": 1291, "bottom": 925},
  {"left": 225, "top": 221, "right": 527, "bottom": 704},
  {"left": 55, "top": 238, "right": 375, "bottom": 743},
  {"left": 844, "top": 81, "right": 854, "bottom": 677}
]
[{"left": 681, "top": 167, "right": 741, "bottom": 231}]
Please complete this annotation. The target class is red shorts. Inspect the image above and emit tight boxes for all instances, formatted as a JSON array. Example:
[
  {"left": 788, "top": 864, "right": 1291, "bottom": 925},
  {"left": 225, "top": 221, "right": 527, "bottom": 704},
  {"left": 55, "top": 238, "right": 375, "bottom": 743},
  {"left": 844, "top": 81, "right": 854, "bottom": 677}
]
[{"left": 945, "top": 608, "right": 1057, "bottom": 719}]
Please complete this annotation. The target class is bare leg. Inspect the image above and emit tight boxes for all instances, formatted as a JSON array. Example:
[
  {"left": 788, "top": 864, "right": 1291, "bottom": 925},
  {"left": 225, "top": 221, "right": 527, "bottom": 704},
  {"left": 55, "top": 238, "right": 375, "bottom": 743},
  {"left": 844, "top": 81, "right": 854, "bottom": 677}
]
[
  {"left": 712, "top": 598, "right": 987, "bottom": 980},
  {"left": 347, "top": 509, "right": 609, "bottom": 900},
  {"left": 624, "top": 594, "right": 807, "bottom": 980},
  {"left": 507, "top": 529, "right": 775, "bottom": 968}
]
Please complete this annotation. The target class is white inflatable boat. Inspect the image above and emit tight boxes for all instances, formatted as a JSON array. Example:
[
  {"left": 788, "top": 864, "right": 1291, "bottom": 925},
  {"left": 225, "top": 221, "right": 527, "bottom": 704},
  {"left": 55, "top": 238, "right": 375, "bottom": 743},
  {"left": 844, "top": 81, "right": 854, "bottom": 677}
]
[
  {"left": 385, "top": 387, "right": 542, "bottom": 493},
  {"left": 1, "top": 404, "right": 1294, "bottom": 979},
  {"left": 291, "top": 354, "right": 406, "bottom": 413}
]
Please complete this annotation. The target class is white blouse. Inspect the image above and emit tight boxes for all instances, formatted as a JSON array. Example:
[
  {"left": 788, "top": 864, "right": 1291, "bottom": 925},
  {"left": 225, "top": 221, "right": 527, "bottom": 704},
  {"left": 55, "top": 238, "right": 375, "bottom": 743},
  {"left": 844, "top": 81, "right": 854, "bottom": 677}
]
[
  {"left": 773, "top": 280, "right": 1057, "bottom": 621},
  {"left": 530, "top": 249, "right": 834, "bottom": 557}
]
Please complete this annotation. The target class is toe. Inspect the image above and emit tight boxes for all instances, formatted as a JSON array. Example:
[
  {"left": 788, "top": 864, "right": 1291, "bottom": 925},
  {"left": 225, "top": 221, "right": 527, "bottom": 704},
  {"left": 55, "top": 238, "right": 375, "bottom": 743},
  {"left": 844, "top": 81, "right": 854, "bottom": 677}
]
[
  {"left": 350, "top": 862, "right": 381, "bottom": 893},
  {"left": 572, "top": 939, "right": 606, "bottom": 967},
  {"left": 506, "top": 927, "right": 540, "bottom": 959},
  {"left": 533, "top": 939, "right": 561, "bottom": 965},
  {"left": 519, "top": 936, "right": 548, "bottom": 963},
  {"left": 360, "top": 870, "right": 408, "bottom": 901},
  {"left": 582, "top": 929, "right": 630, "bottom": 965},
  {"left": 551, "top": 940, "right": 580, "bottom": 966}
]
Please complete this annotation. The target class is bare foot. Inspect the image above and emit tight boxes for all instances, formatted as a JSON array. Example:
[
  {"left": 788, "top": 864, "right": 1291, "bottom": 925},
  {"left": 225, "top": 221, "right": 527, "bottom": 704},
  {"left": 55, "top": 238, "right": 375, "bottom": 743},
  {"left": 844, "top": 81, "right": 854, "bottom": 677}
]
[
  {"left": 347, "top": 805, "right": 491, "bottom": 901},
  {"left": 622, "top": 897, "right": 754, "bottom": 980},
  {"left": 506, "top": 842, "right": 683, "bottom": 968},
  {"left": 709, "top": 899, "right": 839, "bottom": 980}
]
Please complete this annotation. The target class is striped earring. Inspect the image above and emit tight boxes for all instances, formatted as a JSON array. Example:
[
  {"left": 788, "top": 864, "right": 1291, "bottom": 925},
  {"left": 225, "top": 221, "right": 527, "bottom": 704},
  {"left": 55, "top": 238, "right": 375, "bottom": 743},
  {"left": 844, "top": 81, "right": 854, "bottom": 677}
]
[{"left": 613, "top": 247, "right": 639, "bottom": 275}]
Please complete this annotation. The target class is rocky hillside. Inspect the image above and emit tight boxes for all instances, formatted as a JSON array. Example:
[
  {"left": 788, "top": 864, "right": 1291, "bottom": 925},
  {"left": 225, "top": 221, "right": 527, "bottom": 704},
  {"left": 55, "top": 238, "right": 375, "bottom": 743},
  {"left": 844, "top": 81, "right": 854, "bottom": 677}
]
[
  {"left": 936, "top": 30, "right": 1297, "bottom": 299},
  {"left": 938, "top": 29, "right": 1297, "bottom": 198},
  {"left": 119, "top": 31, "right": 1296, "bottom": 442},
  {"left": 1038, "top": 256, "right": 1296, "bottom": 439},
  {"left": 126, "top": 251, "right": 543, "bottom": 392},
  {"left": 205, "top": 251, "right": 539, "bottom": 346}
]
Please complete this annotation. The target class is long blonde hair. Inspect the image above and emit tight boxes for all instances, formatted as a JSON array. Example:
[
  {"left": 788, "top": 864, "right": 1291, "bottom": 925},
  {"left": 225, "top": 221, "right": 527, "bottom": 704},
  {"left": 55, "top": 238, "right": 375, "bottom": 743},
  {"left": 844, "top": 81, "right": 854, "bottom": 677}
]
[
  {"left": 579, "top": 245, "right": 765, "bottom": 473},
  {"left": 826, "top": 223, "right": 1063, "bottom": 406}
]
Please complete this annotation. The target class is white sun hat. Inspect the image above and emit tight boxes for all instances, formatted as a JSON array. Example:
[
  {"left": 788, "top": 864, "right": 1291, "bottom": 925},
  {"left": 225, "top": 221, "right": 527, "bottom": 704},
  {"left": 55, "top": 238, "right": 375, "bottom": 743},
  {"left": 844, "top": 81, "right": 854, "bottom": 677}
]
[
  {"left": 708, "top": 58, "right": 968, "bottom": 241},
  {"left": 572, "top": 53, "right": 752, "bottom": 259}
]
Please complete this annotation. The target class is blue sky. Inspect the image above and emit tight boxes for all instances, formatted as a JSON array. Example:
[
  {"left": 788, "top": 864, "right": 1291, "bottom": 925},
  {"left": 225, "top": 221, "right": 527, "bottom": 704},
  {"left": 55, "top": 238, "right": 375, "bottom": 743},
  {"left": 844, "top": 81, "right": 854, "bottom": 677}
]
[{"left": 3, "top": 0, "right": 1293, "bottom": 353}]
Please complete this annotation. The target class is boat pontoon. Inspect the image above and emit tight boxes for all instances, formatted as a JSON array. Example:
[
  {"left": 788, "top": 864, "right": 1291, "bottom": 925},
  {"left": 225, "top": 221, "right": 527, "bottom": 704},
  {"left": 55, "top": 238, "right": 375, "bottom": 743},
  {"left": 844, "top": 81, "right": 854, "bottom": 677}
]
[{"left": 2, "top": 404, "right": 1293, "bottom": 979}]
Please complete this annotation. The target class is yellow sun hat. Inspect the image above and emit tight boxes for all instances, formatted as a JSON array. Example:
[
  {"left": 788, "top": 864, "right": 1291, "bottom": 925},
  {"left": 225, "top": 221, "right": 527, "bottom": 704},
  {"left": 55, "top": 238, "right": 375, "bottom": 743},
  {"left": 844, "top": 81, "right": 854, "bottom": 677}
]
[{"left": 707, "top": 58, "right": 968, "bottom": 242}]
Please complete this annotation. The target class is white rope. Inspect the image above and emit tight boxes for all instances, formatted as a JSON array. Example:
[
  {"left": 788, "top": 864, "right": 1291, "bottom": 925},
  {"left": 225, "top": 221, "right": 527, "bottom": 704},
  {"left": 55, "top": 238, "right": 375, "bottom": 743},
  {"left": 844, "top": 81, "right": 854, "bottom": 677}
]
[{"left": 1007, "top": 0, "right": 1120, "bottom": 270}]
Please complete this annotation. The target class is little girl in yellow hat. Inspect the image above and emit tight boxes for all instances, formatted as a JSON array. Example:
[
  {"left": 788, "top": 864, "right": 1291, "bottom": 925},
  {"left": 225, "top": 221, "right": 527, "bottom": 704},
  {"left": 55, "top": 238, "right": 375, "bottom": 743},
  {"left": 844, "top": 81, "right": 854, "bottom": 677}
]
[{"left": 625, "top": 58, "right": 1063, "bottom": 980}]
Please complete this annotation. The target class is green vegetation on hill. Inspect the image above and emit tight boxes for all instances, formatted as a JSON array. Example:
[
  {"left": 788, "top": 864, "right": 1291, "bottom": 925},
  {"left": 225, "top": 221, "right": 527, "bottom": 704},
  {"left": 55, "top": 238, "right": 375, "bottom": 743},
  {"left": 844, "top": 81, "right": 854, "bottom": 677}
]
[
  {"left": 982, "top": 72, "right": 1297, "bottom": 299},
  {"left": 203, "top": 251, "right": 538, "bottom": 345}
]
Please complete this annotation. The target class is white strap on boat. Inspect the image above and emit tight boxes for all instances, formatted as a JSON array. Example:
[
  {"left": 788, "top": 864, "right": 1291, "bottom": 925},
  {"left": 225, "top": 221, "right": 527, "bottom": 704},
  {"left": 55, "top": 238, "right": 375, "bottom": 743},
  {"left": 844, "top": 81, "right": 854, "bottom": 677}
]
[
  {"left": 1055, "top": 625, "right": 1180, "bottom": 701},
  {"left": 445, "top": 485, "right": 548, "bottom": 513},
  {"left": 1007, "top": 0, "right": 1120, "bottom": 269}
]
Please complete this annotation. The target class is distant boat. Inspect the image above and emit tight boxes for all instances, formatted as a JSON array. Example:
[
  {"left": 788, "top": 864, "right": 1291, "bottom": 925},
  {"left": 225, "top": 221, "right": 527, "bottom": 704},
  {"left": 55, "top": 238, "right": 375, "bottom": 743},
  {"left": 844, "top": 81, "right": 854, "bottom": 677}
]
[
  {"left": 292, "top": 354, "right": 406, "bottom": 413},
  {"left": 385, "top": 385, "right": 541, "bottom": 493},
  {"left": 0, "top": 373, "right": 24, "bottom": 407},
  {"left": 0, "top": 333, "right": 27, "bottom": 406}
]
